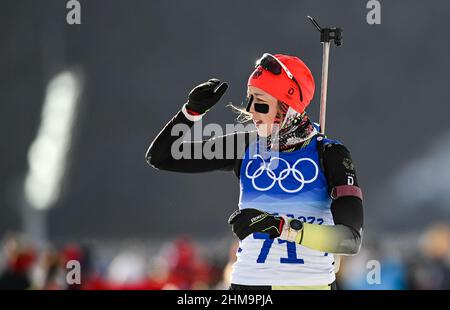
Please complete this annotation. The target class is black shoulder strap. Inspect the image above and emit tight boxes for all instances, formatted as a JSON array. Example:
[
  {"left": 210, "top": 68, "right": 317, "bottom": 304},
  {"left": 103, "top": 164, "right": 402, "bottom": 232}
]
[{"left": 316, "top": 133, "right": 327, "bottom": 172}]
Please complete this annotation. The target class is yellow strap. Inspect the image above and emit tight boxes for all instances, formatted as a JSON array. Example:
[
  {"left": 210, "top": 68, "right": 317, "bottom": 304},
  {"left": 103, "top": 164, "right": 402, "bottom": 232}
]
[
  {"left": 295, "top": 223, "right": 348, "bottom": 253},
  {"left": 272, "top": 284, "right": 331, "bottom": 290}
]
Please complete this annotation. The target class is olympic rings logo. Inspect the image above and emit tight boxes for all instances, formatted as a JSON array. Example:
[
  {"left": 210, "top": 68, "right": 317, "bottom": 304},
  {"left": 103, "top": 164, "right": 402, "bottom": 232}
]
[{"left": 244, "top": 154, "right": 319, "bottom": 193}]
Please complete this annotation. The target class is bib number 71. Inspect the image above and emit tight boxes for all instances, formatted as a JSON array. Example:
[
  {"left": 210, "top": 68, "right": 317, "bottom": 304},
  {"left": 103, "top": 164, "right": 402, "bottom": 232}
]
[
  {"left": 252, "top": 215, "right": 326, "bottom": 264},
  {"left": 253, "top": 233, "right": 304, "bottom": 264}
]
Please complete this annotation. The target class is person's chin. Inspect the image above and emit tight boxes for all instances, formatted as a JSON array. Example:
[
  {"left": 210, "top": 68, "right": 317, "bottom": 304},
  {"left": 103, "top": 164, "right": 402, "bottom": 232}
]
[
  {"left": 256, "top": 127, "right": 270, "bottom": 137},
  {"left": 256, "top": 123, "right": 272, "bottom": 137}
]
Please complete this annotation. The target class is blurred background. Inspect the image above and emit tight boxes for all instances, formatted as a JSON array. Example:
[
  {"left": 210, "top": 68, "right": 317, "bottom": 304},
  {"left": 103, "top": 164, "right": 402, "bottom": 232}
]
[{"left": 1, "top": 0, "right": 450, "bottom": 289}]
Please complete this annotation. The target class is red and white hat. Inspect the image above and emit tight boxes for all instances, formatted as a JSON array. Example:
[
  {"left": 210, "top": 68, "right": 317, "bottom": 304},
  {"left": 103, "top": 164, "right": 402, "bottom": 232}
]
[{"left": 248, "top": 54, "right": 315, "bottom": 114}]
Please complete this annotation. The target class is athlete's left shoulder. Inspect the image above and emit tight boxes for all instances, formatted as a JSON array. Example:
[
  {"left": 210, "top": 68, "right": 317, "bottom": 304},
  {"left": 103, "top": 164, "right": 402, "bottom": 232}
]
[
  {"left": 324, "top": 137, "right": 357, "bottom": 164},
  {"left": 316, "top": 134, "right": 354, "bottom": 157},
  {"left": 312, "top": 123, "right": 348, "bottom": 151},
  {"left": 317, "top": 134, "right": 361, "bottom": 191}
]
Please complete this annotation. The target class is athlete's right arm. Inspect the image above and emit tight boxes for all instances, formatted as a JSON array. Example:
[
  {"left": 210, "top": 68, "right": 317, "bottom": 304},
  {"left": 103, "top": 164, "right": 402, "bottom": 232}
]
[{"left": 145, "top": 79, "right": 254, "bottom": 173}]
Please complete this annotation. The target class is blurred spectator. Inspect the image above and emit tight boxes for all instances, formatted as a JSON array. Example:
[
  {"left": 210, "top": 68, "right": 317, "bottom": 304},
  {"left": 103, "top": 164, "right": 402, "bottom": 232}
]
[
  {"left": 217, "top": 240, "right": 239, "bottom": 289},
  {"left": 159, "top": 236, "right": 212, "bottom": 289},
  {"left": 1, "top": 227, "right": 450, "bottom": 290},
  {"left": 335, "top": 245, "right": 408, "bottom": 290},
  {"left": 408, "top": 223, "right": 450, "bottom": 289},
  {"left": 32, "top": 247, "right": 62, "bottom": 290},
  {"left": 0, "top": 234, "right": 35, "bottom": 289}
]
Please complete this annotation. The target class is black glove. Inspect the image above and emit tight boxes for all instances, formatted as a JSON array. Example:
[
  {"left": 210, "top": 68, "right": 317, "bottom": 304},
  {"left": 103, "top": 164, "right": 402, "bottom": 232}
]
[
  {"left": 228, "top": 208, "right": 285, "bottom": 240},
  {"left": 186, "top": 78, "right": 228, "bottom": 114}
]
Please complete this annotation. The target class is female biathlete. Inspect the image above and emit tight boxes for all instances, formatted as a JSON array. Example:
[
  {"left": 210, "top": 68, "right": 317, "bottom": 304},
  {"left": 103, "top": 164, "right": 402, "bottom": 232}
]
[{"left": 146, "top": 53, "right": 364, "bottom": 290}]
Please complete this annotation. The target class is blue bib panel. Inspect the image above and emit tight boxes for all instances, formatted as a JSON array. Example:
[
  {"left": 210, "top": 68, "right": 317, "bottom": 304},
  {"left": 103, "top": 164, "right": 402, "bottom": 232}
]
[{"left": 239, "top": 136, "right": 332, "bottom": 215}]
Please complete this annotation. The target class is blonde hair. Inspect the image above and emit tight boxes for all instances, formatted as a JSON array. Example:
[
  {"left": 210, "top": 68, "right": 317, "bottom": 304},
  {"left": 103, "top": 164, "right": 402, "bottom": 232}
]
[{"left": 227, "top": 103, "right": 253, "bottom": 123}]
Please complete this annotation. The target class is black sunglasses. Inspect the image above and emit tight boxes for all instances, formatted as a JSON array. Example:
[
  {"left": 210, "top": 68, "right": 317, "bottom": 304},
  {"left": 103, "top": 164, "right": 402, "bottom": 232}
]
[{"left": 255, "top": 53, "right": 303, "bottom": 103}]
